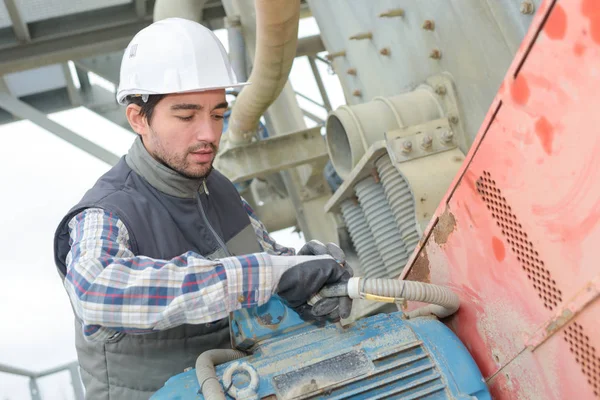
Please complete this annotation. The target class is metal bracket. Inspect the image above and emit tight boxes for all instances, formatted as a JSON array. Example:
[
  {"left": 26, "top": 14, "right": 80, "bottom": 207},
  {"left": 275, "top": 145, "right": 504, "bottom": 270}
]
[
  {"left": 385, "top": 118, "right": 457, "bottom": 164},
  {"left": 216, "top": 126, "right": 328, "bottom": 183}
]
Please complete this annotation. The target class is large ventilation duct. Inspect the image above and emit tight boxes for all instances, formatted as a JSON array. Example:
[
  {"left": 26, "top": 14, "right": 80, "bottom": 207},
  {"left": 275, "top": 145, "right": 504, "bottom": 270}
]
[
  {"left": 225, "top": 0, "right": 301, "bottom": 145},
  {"left": 326, "top": 87, "right": 444, "bottom": 180},
  {"left": 153, "top": 0, "right": 208, "bottom": 22}
]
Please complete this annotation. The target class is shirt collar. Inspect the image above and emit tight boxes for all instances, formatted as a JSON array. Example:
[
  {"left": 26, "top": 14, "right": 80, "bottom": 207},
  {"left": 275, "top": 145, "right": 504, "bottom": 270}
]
[{"left": 125, "top": 136, "right": 205, "bottom": 198}]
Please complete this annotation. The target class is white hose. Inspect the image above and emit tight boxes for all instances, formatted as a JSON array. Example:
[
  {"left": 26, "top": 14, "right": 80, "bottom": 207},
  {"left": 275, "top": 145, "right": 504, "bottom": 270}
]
[
  {"left": 342, "top": 277, "right": 460, "bottom": 319},
  {"left": 195, "top": 349, "right": 246, "bottom": 400}
]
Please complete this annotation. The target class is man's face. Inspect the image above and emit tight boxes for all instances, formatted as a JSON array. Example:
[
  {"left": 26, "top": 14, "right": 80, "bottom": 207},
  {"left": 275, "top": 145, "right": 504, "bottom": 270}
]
[{"left": 134, "top": 90, "right": 228, "bottom": 179}]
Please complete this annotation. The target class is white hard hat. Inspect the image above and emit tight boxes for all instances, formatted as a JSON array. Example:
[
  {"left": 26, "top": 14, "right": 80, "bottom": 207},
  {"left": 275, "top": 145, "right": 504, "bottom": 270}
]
[{"left": 116, "top": 17, "right": 249, "bottom": 104}]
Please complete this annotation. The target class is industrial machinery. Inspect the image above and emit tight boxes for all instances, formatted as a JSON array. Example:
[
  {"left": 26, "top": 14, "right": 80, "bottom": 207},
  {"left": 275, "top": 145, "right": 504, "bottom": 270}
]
[{"left": 0, "top": 0, "right": 597, "bottom": 399}]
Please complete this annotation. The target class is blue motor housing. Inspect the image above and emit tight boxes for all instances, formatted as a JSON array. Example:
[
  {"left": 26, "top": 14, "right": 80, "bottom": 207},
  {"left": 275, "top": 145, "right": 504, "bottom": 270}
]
[{"left": 153, "top": 297, "right": 490, "bottom": 399}]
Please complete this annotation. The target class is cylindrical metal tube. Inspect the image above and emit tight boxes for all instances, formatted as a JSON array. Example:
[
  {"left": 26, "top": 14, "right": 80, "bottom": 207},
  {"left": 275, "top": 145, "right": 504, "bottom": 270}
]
[
  {"left": 375, "top": 155, "right": 420, "bottom": 254},
  {"left": 340, "top": 199, "right": 386, "bottom": 278},
  {"left": 354, "top": 177, "right": 409, "bottom": 278}
]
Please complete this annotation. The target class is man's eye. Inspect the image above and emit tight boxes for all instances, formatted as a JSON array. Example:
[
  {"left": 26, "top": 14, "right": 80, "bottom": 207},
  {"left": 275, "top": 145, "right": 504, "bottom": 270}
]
[
  {"left": 213, "top": 114, "right": 224, "bottom": 120},
  {"left": 176, "top": 115, "right": 193, "bottom": 121}
]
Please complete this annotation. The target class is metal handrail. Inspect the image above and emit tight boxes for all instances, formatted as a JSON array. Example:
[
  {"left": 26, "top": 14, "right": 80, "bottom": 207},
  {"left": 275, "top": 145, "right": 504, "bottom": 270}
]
[{"left": 0, "top": 361, "right": 84, "bottom": 400}]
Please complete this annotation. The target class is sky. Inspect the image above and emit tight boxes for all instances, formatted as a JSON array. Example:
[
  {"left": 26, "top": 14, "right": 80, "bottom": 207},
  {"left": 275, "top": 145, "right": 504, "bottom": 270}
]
[{"left": 0, "top": 18, "right": 346, "bottom": 400}]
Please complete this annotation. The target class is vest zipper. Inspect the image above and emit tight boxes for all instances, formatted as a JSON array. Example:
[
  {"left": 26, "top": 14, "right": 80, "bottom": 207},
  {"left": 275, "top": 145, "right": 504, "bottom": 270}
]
[{"left": 197, "top": 181, "right": 230, "bottom": 257}]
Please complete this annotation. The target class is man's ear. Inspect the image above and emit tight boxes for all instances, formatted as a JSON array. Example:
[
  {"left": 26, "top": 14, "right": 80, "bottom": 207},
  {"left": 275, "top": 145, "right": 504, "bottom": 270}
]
[{"left": 126, "top": 104, "right": 147, "bottom": 135}]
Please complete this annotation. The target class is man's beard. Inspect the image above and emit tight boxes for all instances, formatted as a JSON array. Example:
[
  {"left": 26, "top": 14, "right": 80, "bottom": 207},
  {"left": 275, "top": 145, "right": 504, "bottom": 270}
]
[{"left": 153, "top": 141, "right": 218, "bottom": 180}]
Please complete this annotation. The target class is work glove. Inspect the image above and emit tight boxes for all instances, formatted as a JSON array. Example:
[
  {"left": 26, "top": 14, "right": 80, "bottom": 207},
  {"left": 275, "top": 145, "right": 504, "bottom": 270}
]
[{"left": 277, "top": 240, "right": 353, "bottom": 323}]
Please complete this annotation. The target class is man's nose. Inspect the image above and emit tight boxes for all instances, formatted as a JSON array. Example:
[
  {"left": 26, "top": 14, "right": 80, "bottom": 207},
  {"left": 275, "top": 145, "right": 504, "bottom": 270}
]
[{"left": 195, "top": 118, "right": 221, "bottom": 144}]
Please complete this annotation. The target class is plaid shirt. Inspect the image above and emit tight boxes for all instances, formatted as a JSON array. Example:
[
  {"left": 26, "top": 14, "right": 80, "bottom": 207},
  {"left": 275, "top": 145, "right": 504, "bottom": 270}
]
[{"left": 64, "top": 198, "right": 326, "bottom": 342}]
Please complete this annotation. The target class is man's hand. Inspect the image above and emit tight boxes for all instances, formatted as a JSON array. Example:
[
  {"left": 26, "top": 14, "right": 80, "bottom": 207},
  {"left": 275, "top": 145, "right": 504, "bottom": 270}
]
[{"left": 277, "top": 240, "right": 353, "bottom": 322}]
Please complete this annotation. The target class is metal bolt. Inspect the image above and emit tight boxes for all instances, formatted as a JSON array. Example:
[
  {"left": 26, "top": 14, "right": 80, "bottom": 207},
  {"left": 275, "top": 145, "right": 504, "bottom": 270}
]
[
  {"left": 380, "top": 47, "right": 391, "bottom": 56},
  {"left": 435, "top": 85, "right": 447, "bottom": 95},
  {"left": 347, "top": 68, "right": 357, "bottom": 75},
  {"left": 421, "top": 135, "right": 433, "bottom": 149},
  {"left": 402, "top": 140, "right": 413, "bottom": 153},
  {"left": 448, "top": 114, "right": 459, "bottom": 124},
  {"left": 430, "top": 49, "right": 442, "bottom": 60},
  {"left": 352, "top": 89, "right": 362, "bottom": 97},
  {"left": 520, "top": 1, "right": 534, "bottom": 14},
  {"left": 442, "top": 130, "right": 454, "bottom": 143},
  {"left": 326, "top": 50, "right": 346, "bottom": 60},
  {"left": 350, "top": 32, "right": 373, "bottom": 40},
  {"left": 379, "top": 8, "right": 404, "bottom": 18},
  {"left": 422, "top": 20, "right": 435, "bottom": 30}
]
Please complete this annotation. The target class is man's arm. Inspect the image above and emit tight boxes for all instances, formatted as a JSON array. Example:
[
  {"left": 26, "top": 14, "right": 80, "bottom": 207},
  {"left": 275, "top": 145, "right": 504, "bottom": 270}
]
[
  {"left": 241, "top": 197, "right": 296, "bottom": 256},
  {"left": 64, "top": 208, "right": 330, "bottom": 342}
]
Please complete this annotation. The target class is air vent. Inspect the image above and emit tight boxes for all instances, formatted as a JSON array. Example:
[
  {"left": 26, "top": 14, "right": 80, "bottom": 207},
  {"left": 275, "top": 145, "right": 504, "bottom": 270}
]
[
  {"left": 564, "top": 322, "right": 600, "bottom": 397},
  {"left": 476, "top": 171, "right": 562, "bottom": 310}
]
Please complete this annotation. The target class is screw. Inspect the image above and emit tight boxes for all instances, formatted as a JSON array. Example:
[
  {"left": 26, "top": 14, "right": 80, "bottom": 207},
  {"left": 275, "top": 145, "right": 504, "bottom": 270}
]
[
  {"left": 379, "top": 8, "right": 404, "bottom": 18},
  {"left": 435, "top": 85, "right": 447, "bottom": 95},
  {"left": 520, "top": 1, "right": 534, "bottom": 14},
  {"left": 442, "top": 130, "right": 454, "bottom": 143},
  {"left": 326, "top": 50, "right": 346, "bottom": 60},
  {"left": 402, "top": 140, "right": 413, "bottom": 153},
  {"left": 350, "top": 32, "right": 373, "bottom": 40},
  {"left": 380, "top": 47, "right": 391, "bottom": 56},
  {"left": 421, "top": 135, "right": 433, "bottom": 149},
  {"left": 430, "top": 49, "right": 442, "bottom": 60},
  {"left": 422, "top": 20, "right": 435, "bottom": 30},
  {"left": 347, "top": 68, "right": 357, "bottom": 75},
  {"left": 352, "top": 89, "right": 362, "bottom": 97}
]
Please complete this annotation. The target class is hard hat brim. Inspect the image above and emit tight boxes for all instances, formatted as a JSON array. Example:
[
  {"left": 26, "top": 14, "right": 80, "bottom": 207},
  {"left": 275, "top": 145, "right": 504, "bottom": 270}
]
[{"left": 116, "top": 81, "right": 251, "bottom": 105}]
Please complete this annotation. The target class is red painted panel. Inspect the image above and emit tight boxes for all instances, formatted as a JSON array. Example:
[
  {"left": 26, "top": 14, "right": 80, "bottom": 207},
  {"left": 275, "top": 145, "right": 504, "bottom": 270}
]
[{"left": 401, "top": 0, "right": 600, "bottom": 398}]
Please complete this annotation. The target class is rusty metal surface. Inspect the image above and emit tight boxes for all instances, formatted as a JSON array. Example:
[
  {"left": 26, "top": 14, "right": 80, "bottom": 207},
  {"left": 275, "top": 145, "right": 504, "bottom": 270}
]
[{"left": 400, "top": 0, "right": 600, "bottom": 398}]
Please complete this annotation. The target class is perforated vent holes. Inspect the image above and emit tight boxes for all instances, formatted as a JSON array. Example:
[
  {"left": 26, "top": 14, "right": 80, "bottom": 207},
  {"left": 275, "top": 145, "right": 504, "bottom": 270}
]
[
  {"left": 564, "top": 322, "right": 600, "bottom": 397},
  {"left": 476, "top": 171, "right": 563, "bottom": 310}
]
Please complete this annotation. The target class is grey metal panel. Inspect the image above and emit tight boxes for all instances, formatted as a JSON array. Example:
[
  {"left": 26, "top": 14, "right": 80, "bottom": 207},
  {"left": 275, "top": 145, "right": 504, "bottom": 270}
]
[
  {"left": 4, "top": 0, "right": 30, "bottom": 42},
  {"left": 307, "top": 0, "right": 539, "bottom": 145}
]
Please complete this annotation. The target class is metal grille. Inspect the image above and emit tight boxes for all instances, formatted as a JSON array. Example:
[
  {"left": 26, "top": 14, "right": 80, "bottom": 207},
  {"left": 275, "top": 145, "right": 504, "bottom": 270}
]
[
  {"left": 564, "top": 322, "right": 600, "bottom": 397},
  {"left": 476, "top": 171, "right": 562, "bottom": 310}
]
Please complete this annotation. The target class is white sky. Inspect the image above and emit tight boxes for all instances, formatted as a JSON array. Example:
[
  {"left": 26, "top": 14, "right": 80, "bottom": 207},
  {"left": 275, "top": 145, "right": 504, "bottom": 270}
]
[{"left": 0, "top": 18, "right": 345, "bottom": 399}]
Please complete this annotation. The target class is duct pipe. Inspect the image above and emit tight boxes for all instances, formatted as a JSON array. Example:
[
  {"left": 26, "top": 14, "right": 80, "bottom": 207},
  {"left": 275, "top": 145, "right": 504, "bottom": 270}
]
[
  {"left": 225, "top": 16, "right": 248, "bottom": 84},
  {"left": 226, "top": 0, "right": 301, "bottom": 145},
  {"left": 325, "top": 87, "right": 444, "bottom": 180},
  {"left": 153, "top": 0, "right": 208, "bottom": 22}
]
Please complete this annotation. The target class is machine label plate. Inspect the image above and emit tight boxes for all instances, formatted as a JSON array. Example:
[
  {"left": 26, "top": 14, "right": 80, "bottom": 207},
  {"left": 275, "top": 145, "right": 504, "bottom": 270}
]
[{"left": 272, "top": 349, "right": 373, "bottom": 400}]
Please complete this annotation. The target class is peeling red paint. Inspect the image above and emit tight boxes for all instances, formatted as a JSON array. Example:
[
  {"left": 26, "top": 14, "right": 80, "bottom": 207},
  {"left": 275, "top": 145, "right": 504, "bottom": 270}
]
[
  {"left": 582, "top": 0, "right": 600, "bottom": 44},
  {"left": 511, "top": 75, "right": 530, "bottom": 105},
  {"left": 573, "top": 42, "right": 586, "bottom": 56},
  {"left": 492, "top": 237, "right": 506, "bottom": 262},
  {"left": 544, "top": 4, "right": 567, "bottom": 40},
  {"left": 535, "top": 116, "right": 554, "bottom": 155}
]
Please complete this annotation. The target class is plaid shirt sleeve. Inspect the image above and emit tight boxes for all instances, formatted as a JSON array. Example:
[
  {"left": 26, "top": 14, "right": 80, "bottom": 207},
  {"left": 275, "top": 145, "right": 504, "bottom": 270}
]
[
  {"left": 240, "top": 196, "right": 296, "bottom": 256},
  {"left": 64, "top": 208, "right": 327, "bottom": 343}
]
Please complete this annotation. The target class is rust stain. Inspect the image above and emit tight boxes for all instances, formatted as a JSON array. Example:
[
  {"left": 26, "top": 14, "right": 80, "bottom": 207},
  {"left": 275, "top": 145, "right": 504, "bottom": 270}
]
[
  {"left": 433, "top": 207, "right": 456, "bottom": 245},
  {"left": 534, "top": 116, "right": 554, "bottom": 155},
  {"left": 544, "top": 3, "right": 567, "bottom": 40},
  {"left": 405, "top": 249, "right": 431, "bottom": 283},
  {"left": 545, "top": 309, "right": 574, "bottom": 336}
]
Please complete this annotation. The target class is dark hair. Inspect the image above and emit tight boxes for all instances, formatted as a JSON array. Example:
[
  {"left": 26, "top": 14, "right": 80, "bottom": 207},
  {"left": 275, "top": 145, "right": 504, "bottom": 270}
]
[{"left": 126, "top": 94, "right": 166, "bottom": 124}]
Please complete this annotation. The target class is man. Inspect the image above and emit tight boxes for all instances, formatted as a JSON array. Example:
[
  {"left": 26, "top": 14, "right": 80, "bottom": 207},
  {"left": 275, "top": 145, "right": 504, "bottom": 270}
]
[{"left": 53, "top": 17, "right": 352, "bottom": 399}]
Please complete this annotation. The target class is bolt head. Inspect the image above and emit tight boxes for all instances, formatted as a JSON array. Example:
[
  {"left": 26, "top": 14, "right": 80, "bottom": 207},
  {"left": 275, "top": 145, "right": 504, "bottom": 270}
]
[
  {"left": 429, "top": 49, "right": 442, "bottom": 60},
  {"left": 380, "top": 47, "right": 390, "bottom": 56},
  {"left": 347, "top": 68, "right": 357, "bottom": 75},
  {"left": 422, "top": 20, "right": 435, "bottom": 30},
  {"left": 435, "top": 85, "right": 447, "bottom": 95},
  {"left": 421, "top": 135, "right": 433, "bottom": 148},
  {"left": 352, "top": 89, "right": 362, "bottom": 97},
  {"left": 448, "top": 115, "right": 459, "bottom": 124},
  {"left": 520, "top": 1, "right": 534, "bottom": 14},
  {"left": 402, "top": 140, "right": 413, "bottom": 153},
  {"left": 441, "top": 130, "right": 454, "bottom": 143}
]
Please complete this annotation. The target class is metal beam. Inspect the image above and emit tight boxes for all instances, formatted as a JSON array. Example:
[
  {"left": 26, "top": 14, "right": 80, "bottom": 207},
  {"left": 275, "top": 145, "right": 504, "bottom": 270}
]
[
  {"left": 302, "top": 109, "right": 325, "bottom": 125},
  {"left": 216, "top": 126, "right": 328, "bottom": 183},
  {"left": 308, "top": 55, "right": 332, "bottom": 111},
  {"left": 0, "top": 93, "right": 119, "bottom": 165},
  {"left": 62, "top": 63, "right": 83, "bottom": 106},
  {"left": 135, "top": 0, "right": 147, "bottom": 18},
  {"left": 296, "top": 34, "right": 325, "bottom": 58},
  {"left": 3, "top": 0, "right": 30, "bottom": 43}
]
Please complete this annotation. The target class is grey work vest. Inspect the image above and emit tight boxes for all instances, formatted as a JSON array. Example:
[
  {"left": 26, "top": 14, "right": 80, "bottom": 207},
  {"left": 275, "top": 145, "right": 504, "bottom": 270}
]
[{"left": 53, "top": 138, "right": 262, "bottom": 399}]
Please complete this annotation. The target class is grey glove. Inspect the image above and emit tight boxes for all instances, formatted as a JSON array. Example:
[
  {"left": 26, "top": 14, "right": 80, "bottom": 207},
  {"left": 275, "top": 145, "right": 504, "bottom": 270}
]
[{"left": 291, "top": 240, "right": 354, "bottom": 322}]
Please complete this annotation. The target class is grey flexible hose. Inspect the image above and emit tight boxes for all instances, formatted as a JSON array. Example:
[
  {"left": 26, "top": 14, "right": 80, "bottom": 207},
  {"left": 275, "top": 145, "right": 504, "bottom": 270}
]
[
  {"left": 195, "top": 349, "right": 246, "bottom": 400},
  {"left": 321, "top": 278, "right": 460, "bottom": 319}
]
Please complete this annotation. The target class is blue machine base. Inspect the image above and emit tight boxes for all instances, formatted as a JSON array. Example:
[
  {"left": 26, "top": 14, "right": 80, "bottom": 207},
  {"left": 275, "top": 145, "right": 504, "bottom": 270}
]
[{"left": 153, "top": 311, "right": 490, "bottom": 399}]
